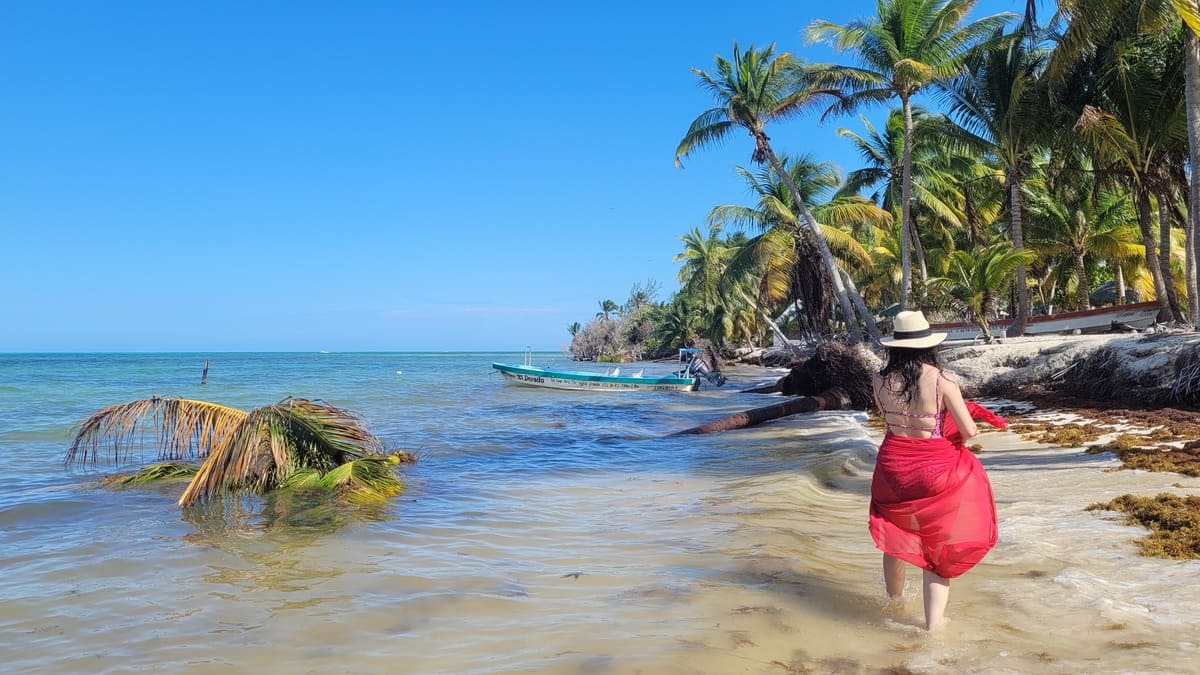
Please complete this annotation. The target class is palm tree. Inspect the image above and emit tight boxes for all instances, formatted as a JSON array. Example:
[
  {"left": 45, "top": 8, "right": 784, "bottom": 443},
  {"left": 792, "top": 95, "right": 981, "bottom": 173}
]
[
  {"left": 674, "top": 225, "right": 748, "bottom": 346},
  {"left": 941, "top": 26, "right": 1049, "bottom": 335},
  {"left": 926, "top": 241, "right": 1036, "bottom": 341},
  {"left": 567, "top": 322, "right": 582, "bottom": 337},
  {"left": 653, "top": 296, "right": 700, "bottom": 350},
  {"left": 1023, "top": 172, "right": 1142, "bottom": 310},
  {"left": 1072, "top": 27, "right": 1188, "bottom": 322},
  {"left": 67, "top": 397, "right": 405, "bottom": 507},
  {"left": 838, "top": 107, "right": 987, "bottom": 282},
  {"left": 624, "top": 280, "right": 660, "bottom": 314},
  {"left": 675, "top": 42, "right": 877, "bottom": 344},
  {"left": 596, "top": 299, "right": 621, "bottom": 320},
  {"left": 1052, "top": 0, "right": 1200, "bottom": 325},
  {"left": 709, "top": 157, "right": 887, "bottom": 344},
  {"left": 807, "top": 0, "right": 1012, "bottom": 311}
]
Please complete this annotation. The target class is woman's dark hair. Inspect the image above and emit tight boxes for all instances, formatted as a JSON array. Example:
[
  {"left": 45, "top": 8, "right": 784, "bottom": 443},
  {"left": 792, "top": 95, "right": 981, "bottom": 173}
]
[{"left": 880, "top": 346, "right": 941, "bottom": 403}]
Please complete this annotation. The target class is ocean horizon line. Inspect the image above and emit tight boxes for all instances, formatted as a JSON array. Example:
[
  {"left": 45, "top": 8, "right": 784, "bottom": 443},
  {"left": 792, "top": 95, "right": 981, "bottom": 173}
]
[{"left": 0, "top": 348, "right": 568, "bottom": 356}]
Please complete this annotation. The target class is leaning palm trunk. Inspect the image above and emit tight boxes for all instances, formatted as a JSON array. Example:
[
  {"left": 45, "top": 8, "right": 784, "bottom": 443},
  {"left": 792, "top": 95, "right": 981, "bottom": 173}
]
[
  {"left": 1158, "top": 190, "right": 1186, "bottom": 322},
  {"left": 1138, "top": 187, "right": 1175, "bottom": 321},
  {"left": 671, "top": 387, "right": 851, "bottom": 434},
  {"left": 840, "top": 268, "right": 884, "bottom": 343},
  {"left": 1076, "top": 252, "right": 1091, "bottom": 311},
  {"left": 1115, "top": 262, "right": 1128, "bottom": 306},
  {"left": 971, "top": 311, "right": 992, "bottom": 344},
  {"left": 733, "top": 286, "right": 805, "bottom": 359},
  {"left": 900, "top": 97, "right": 916, "bottom": 310},
  {"left": 761, "top": 143, "right": 868, "bottom": 344},
  {"left": 1186, "top": 28, "right": 1200, "bottom": 328},
  {"left": 1007, "top": 173, "right": 1030, "bottom": 337}
]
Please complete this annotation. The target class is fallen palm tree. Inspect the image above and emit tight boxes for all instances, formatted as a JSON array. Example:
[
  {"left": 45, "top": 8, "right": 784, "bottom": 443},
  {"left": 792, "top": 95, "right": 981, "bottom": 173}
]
[
  {"left": 67, "top": 396, "right": 412, "bottom": 507},
  {"left": 675, "top": 343, "right": 878, "bottom": 434},
  {"left": 673, "top": 387, "right": 852, "bottom": 434}
]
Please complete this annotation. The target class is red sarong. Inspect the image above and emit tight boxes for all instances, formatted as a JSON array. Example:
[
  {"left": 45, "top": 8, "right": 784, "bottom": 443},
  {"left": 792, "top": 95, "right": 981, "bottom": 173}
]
[{"left": 869, "top": 433, "right": 998, "bottom": 579}]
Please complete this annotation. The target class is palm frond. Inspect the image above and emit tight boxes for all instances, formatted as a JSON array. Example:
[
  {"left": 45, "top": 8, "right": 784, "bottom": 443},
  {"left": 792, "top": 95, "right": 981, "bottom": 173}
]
[
  {"left": 674, "top": 111, "right": 734, "bottom": 167},
  {"left": 177, "top": 398, "right": 384, "bottom": 507},
  {"left": 315, "top": 457, "right": 405, "bottom": 506},
  {"left": 100, "top": 462, "right": 199, "bottom": 487},
  {"left": 67, "top": 397, "right": 248, "bottom": 467}
]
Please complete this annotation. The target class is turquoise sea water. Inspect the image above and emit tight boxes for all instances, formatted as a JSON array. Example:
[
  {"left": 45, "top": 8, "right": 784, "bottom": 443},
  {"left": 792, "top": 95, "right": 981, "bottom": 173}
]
[
  {"left": 3, "top": 352, "right": 1199, "bottom": 674},
  {"left": 0, "top": 352, "right": 856, "bottom": 673}
]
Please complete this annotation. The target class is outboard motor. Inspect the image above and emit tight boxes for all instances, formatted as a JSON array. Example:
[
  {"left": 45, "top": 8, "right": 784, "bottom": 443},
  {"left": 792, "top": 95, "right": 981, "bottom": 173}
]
[
  {"left": 677, "top": 348, "right": 726, "bottom": 387},
  {"left": 691, "top": 357, "right": 727, "bottom": 387}
]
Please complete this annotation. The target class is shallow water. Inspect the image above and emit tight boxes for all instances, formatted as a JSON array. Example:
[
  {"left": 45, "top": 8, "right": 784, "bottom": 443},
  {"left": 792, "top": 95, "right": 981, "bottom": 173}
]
[{"left": 0, "top": 353, "right": 1197, "bottom": 673}]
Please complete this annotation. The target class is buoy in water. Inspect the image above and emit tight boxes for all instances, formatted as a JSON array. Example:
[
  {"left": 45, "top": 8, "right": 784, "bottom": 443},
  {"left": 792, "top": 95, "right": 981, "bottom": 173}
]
[{"left": 396, "top": 370, "right": 403, "bottom": 375}]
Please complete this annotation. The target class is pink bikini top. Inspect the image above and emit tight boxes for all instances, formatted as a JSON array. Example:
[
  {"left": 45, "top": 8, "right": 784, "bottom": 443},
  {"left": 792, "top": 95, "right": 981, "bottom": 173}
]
[{"left": 874, "top": 371, "right": 947, "bottom": 438}]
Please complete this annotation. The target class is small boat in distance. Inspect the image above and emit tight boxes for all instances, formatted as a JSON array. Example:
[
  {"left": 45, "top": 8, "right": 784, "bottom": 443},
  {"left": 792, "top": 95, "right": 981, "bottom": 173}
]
[
  {"left": 492, "top": 348, "right": 726, "bottom": 392},
  {"left": 931, "top": 301, "right": 1161, "bottom": 341}
]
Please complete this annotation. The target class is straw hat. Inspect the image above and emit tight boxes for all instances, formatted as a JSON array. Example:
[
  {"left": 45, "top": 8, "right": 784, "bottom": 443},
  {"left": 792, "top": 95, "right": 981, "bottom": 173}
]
[{"left": 881, "top": 310, "right": 946, "bottom": 348}]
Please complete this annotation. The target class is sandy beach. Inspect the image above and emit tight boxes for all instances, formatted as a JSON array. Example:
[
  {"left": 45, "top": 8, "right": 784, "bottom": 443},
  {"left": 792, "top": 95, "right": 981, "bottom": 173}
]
[
  {"left": 690, "top": 331, "right": 1200, "bottom": 672},
  {"left": 862, "top": 332, "right": 1200, "bottom": 670}
]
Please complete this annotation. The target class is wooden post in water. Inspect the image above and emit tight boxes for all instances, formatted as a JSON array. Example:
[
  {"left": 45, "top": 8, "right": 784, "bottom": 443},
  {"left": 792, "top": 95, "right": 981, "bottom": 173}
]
[{"left": 201, "top": 359, "right": 209, "bottom": 385}]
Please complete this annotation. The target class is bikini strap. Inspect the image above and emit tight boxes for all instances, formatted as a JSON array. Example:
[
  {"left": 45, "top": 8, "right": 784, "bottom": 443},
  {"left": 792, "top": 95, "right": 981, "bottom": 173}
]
[{"left": 934, "top": 370, "right": 942, "bottom": 409}]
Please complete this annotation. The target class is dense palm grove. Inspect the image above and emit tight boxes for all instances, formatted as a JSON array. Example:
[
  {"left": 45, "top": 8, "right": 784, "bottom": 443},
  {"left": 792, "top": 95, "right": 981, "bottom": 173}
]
[{"left": 570, "top": 0, "right": 1200, "bottom": 362}]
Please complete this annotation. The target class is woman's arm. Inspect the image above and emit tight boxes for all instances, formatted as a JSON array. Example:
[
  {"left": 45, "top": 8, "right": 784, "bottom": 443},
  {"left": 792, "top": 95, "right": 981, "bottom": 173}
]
[{"left": 940, "top": 373, "right": 977, "bottom": 441}]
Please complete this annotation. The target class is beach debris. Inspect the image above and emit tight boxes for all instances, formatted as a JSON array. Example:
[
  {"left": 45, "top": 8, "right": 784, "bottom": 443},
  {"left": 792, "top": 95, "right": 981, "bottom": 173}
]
[
  {"left": 677, "top": 342, "right": 874, "bottom": 434},
  {"left": 673, "top": 387, "right": 852, "bottom": 435},
  {"left": 1087, "top": 493, "right": 1200, "bottom": 559},
  {"left": 946, "top": 333, "right": 1200, "bottom": 407},
  {"left": 66, "top": 396, "right": 409, "bottom": 508}
]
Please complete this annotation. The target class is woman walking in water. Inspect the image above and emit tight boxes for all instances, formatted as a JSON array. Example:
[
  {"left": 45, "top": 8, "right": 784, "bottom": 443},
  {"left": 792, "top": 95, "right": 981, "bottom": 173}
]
[{"left": 870, "top": 310, "right": 1002, "bottom": 630}]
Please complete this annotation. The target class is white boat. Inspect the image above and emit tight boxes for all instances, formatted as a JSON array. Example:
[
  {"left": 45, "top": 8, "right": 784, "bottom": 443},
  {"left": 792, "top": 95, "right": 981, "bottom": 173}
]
[
  {"left": 931, "top": 302, "right": 1161, "bottom": 341},
  {"left": 492, "top": 348, "right": 725, "bottom": 392}
]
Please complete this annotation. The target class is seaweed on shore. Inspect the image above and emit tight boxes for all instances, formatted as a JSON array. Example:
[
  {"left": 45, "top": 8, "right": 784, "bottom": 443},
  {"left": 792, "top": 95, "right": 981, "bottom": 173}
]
[
  {"left": 1009, "top": 422, "right": 1099, "bottom": 447},
  {"left": 1086, "top": 442, "right": 1200, "bottom": 477},
  {"left": 1087, "top": 493, "right": 1200, "bottom": 559}
]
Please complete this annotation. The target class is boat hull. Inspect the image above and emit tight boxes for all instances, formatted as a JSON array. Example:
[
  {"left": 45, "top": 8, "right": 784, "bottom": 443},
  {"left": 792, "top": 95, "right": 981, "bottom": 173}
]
[
  {"left": 932, "top": 302, "right": 1161, "bottom": 341},
  {"left": 492, "top": 363, "right": 698, "bottom": 392}
]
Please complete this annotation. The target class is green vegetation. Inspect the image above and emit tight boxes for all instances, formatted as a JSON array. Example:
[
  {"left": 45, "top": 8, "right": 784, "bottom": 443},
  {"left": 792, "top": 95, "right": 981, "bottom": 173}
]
[
  {"left": 68, "top": 396, "right": 412, "bottom": 509},
  {"left": 569, "top": 0, "right": 1200, "bottom": 360}
]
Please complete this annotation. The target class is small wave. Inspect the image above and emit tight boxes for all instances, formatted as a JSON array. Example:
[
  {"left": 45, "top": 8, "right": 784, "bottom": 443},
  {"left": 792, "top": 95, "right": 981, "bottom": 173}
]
[{"left": 0, "top": 497, "right": 94, "bottom": 528}]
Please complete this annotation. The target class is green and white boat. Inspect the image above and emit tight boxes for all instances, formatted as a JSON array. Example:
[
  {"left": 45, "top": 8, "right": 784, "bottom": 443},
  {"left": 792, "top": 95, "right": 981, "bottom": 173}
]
[{"left": 492, "top": 348, "right": 725, "bottom": 392}]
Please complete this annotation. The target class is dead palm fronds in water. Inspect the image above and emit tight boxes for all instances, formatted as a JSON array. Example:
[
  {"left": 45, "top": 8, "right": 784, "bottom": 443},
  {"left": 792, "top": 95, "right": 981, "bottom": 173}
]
[
  {"left": 67, "top": 396, "right": 404, "bottom": 508},
  {"left": 99, "top": 462, "right": 199, "bottom": 487},
  {"left": 67, "top": 397, "right": 248, "bottom": 467}
]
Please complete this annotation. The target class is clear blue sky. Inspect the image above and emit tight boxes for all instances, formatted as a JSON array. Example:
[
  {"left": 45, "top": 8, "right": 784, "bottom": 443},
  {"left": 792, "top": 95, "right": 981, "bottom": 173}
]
[{"left": 0, "top": 0, "right": 1025, "bottom": 352}]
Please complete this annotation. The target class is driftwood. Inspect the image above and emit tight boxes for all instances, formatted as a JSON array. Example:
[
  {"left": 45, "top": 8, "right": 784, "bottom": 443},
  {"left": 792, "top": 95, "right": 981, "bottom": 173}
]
[
  {"left": 672, "top": 387, "right": 851, "bottom": 435},
  {"left": 679, "top": 341, "right": 877, "bottom": 435},
  {"left": 741, "top": 382, "right": 782, "bottom": 394}
]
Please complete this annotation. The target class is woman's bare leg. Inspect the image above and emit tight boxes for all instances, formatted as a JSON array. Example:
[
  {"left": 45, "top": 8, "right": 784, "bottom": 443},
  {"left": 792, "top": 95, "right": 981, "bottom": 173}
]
[
  {"left": 883, "top": 554, "right": 906, "bottom": 599},
  {"left": 922, "top": 569, "right": 950, "bottom": 630}
]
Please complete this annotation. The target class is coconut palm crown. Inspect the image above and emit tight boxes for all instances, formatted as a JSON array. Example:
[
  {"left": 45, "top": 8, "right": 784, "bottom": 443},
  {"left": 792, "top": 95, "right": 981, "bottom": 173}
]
[
  {"left": 806, "top": 0, "right": 1014, "bottom": 312},
  {"left": 67, "top": 396, "right": 396, "bottom": 507},
  {"left": 675, "top": 41, "right": 880, "bottom": 344}
]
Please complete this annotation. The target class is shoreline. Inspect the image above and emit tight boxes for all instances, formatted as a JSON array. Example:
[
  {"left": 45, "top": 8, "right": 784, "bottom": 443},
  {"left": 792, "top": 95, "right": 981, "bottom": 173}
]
[
  {"left": 738, "top": 330, "right": 1200, "bottom": 560},
  {"left": 875, "top": 331, "right": 1200, "bottom": 561}
]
